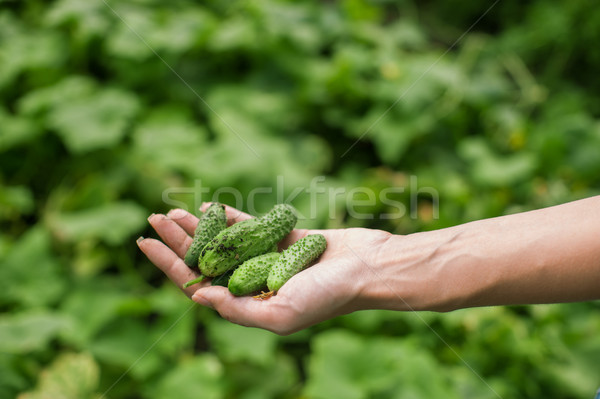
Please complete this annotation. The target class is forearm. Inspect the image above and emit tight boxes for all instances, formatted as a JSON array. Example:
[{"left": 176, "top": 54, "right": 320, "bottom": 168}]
[{"left": 372, "top": 196, "right": 600, "bottom": 312}]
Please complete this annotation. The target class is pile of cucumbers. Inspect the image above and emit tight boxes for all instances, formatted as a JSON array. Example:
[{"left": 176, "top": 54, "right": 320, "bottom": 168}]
[{"left": 182, "top": 203, "right": 327, "bottom": 297}]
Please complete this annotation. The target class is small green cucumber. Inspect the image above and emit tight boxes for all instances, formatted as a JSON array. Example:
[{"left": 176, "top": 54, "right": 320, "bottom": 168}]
[
  {"left": 211, "top": 270, "right": 234, "bottom": 287},
  {"left": 267, "top": 234, "right": 327, "bottom": 292},
  {"left": 228, "top": 252, "right": 280, "bottom": 296},
  {"left": 199, "top": 204, "right": 297, "bottom": 277},
  {"left": 183, "top": 203, "right": 227, "bottom": 269},
  {"left": 198, "top": 218, "right": 261, "bottom": 276}
]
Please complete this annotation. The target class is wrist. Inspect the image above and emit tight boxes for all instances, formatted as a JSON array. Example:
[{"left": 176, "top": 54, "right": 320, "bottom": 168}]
[{"left": 358, "top": 226, "right": 470, "bottom": 313}]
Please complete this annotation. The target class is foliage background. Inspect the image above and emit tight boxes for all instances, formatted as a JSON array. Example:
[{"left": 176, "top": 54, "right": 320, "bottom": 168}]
[{"left": 1, "top": 0, "right": 599, "bottom": 398}]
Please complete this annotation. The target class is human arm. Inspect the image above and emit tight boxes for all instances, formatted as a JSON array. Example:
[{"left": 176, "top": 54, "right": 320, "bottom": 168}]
[
  {"left": 137, "top": 197, "right": 600, "bottom": 335},
  {"left": 388, "top": 195, "right": 600, "bottom": 312}
]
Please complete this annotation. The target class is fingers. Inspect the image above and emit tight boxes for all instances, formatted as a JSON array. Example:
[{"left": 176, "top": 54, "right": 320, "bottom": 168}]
[
  {"left": 191, "top": 286, "right": 303, "bottom": 334},
  {"left": 148, "top": 213, "right": 193, "bottom": 259},
  {"left": 137, "top": 237, "right": 208, "bottom": 297},
  {"left": 200, "top": 202, "right": 253, "bottom": 226},
  {"left": 191, "top": 287, "right": 265, "bottom": 327},
  {"left": 190, "top": 262, "right": 348, "bottom": 335},
  {"left": 166, "top": 208, "right": 199, "bottom": 236}
]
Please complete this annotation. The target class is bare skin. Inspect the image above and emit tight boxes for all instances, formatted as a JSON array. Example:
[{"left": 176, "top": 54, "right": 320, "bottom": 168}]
[{"left": 137, "top": 197, "right": 600, "bottom": 335}]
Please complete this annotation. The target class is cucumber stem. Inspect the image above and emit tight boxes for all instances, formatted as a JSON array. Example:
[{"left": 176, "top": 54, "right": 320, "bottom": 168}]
[
  {"left": 182, "top": 275, "right": 206, "bottom": 289},
  {"left": 252, "top": 290, "right": 275, "bottom": 300}
]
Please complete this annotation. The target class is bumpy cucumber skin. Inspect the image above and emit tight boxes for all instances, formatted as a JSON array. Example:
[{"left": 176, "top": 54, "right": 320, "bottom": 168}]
[
  {"left": 183, "top": 203, "right": 227, "bottom": 268},
  {"left": 199, "top": 204, "right": 297, "bottom": 277},
  {"left": 267, "top": 234, "right": 327, "bottom": 291},
  {"left": 228, "top": 252, "right": 280, "bottom": 296},
  {"left": 198, "top": 218, "right": 261, "bottom": 276}
]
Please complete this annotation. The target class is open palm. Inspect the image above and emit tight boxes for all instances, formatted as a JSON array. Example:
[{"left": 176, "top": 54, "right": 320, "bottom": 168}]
[{"left": 138, "top": 203, "right": 392, "bottom": 334}]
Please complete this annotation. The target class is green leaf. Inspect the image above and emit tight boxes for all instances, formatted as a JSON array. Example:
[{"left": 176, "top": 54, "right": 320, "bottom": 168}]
[
  {"left": 0, "top": 226, "right": 66, "bottom": 308},
  {"left": 132, "top": 106, "right": 208, "bottom": 173},
  {"left": 0, "top": 353, "right": 29, "bottom": 398},
  {"left": 206, "top": 85, "right": 298, "bottom": 135},
  {"left": 459, "top": 138, "right": 537, "bottom": 187},
  {"left": 88, "top": 318, "right": 156, "bottom": 368},
  {"left": 47, "top": 88, "right": 140, "bottom": 153},
  {"left": 58, "top": 278, "right": 135, "bottom": 346},
  {"left": 546, "top": 316, "right": 600, "bottom": 397},
  {"left": 146, "top": 355, "right": 224, "bottom": 399},
  {"left": 0, "top": 184, "right": 34, "bottom": 218},
  {"left": 206, "top": 318, "right": 278, "bottom": 366},
  {"left": 18, "top": 76, "right": 96, "bottom": 115},
  {"left": 0, "top": 25, "right": 65, "bottom": 89},
  {"left": 46, "top": 0, "right": 112, "bottom": 41},
  {"left": 105, "top": 4, "right": 215, "bottom": 59},
  {"left": 349, "top": 106, "right": 433, "bottom": 163},
  {"left": 17, "top": 77, "right": 140, "bottom": 153},
  {"left": 0, "top": 108, "right": 42, "bottom": 152},
  {"left": 18, "top": 352, "right": 100, "bottom": 399},
  {"left": 304, "top": 330, "right": 460, "bottom": 399},
  {"left": 49, "top": 201, "right": 147, "bottom": 245},
  {"left": 207, "top": 16, "right": 258, "bottom": 52},
  {"left": 75, "top": 284, "right": 194, "bottom": 379},
  {"left": 342, "top": 0, "right": 382, "bottom": 22},
  {"left": 225, "top": 353, "right": 298, "bottom": 399},
  {"left": 0, "top": 312, "right": 72, "bottom": 354}
]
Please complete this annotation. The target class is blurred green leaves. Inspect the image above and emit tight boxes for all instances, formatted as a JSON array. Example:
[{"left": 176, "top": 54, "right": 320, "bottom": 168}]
[
  {"left": 18, "top": 352, "right": 101, "bottom": 399},
  {"left": 146, "top": 354, "right": 225, "bottom": 399},
  {"left": 0, "top": 227, "right": 66, "bottom": 308},
  {"left": 0, "top": 312, "right": 72, "bottom": 354},
  {"left": 207, "top": 319, "right": 278, "bottom": 366},
  {"left": 1, "top": 0, "right": 599, "bottom": 398},
  {"left": 0, "top": 108, "right": 42, "bottom": 153},
  {"left": 105, "top": 3, "right": 215, "bottom": 60},
  {"left": 132, "top": 106, "right": 208, "bottom": 175},
  {"left": 19, "top": 77, "right": 140, "bottom": 154},
  {"left": 0, "top": 16, "right": 65, "bottom": 89},
  {"left": 48, "top": 201, "right": 146, "bottom": 245},
  {"left": 305, "top": 329, "right": 458, "bottom": 399},
  {"left": 0, "top": 184, "right": 34, "bottom": 218},
  {"left": 458, "top": 138, "right": 537, "bottom": 187}
]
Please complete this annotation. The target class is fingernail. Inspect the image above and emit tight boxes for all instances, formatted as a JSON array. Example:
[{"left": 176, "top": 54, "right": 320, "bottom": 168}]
[
  {"left": 167, "top": 208, "right": 186, "bottom": 219},
  {"left": 136, "top": 236, "right": 145, "bottom": 245},
  {"left": 147, "top": 213, "right": 156, "bottom": 222},
  {"left": 200, "top": 202, "right": 215, "bottom": 211},
  {"left": 192, "top": 293, "right": 214, "bottom": 309}
]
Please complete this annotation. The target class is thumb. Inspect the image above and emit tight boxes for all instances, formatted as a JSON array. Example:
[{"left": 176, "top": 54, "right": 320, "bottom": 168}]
[{"left": 191, "top": 286, "right": 227, "bottom": 309}]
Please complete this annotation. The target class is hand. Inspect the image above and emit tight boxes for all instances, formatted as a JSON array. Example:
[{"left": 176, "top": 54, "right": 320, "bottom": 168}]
[{"left": 137, "top": 203, "right": 393, "bottom": 335}]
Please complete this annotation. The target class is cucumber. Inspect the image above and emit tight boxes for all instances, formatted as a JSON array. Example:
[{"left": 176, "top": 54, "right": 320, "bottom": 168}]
[
  {"left": 183, "top": 203, "right": 227, "bottom": 269},
  {"left": 228, "top": 252, "right": 280, "bottom": 296},
  {"left": 199, "top": 204, "right": 297, "bottom": 277},
  {"left": 183, "top": 219, "right": 259, "bottom": 288},
  {"left": 267, "top": 234, "right": 327, "bottom": 292}
]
